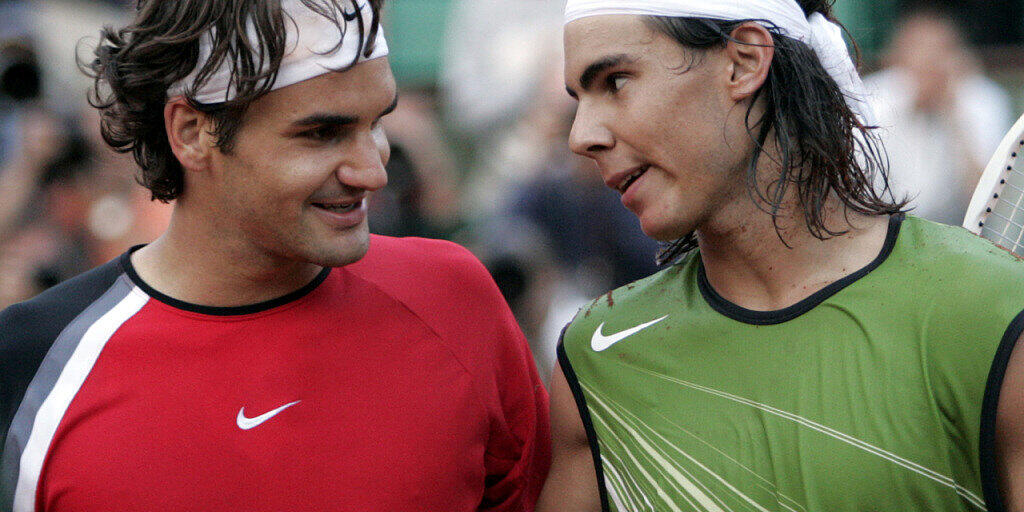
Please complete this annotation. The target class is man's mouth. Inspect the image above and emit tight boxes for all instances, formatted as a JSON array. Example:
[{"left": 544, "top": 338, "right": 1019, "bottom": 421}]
[
  {"left": 311, "top": 199, "right": 362, "bottom": 213},
  {"left": 618, "top": 165, "right": 649, "bottom": 194}
]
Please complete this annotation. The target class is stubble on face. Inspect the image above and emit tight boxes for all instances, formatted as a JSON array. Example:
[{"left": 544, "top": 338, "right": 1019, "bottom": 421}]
[
  {"left": 564, "top": 16, "right": 755, "bottom": 242},
  {"left": 198, "top": 58, "right": 396, "bottom": 270}
]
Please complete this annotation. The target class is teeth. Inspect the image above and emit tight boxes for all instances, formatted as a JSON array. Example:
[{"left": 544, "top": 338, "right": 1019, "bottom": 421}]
[
  {"left": 619, "top": 167, "right": 647, "bottom": 193},
  {"left": 315, "top": 201, "right": 360, "bottom": 212}
]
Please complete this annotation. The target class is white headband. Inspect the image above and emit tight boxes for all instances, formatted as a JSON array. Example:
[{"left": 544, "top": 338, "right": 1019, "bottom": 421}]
[
  {"left": 564, "top": 0, "right": 875, "bottom": 126},
  {"left": 168, "top": 0, "right": 388, "bottom": 104}
]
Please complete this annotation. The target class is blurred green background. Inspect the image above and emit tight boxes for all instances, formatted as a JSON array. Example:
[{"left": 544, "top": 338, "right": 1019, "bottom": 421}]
[{"left": 384, "top": 0, "right": 1024, "bottom": 92}]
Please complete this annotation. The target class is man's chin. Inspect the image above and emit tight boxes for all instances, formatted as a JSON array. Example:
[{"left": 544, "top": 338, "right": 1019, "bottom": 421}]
[
  {"left": 314, "top": 235, "right": 371, "bottom": 268},
  {"left": 641, "top": 221, "right": 690, "bottom": 243}
]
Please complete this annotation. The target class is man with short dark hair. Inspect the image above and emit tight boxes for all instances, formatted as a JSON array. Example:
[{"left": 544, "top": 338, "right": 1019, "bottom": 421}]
[{"left": 0, "top": 1, "right": 549, "bottom": 510}]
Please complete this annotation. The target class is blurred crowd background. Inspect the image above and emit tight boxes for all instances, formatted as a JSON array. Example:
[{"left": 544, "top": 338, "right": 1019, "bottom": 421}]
[{"left": 1, "top": 0, "right": 1022, "bottom": 379}]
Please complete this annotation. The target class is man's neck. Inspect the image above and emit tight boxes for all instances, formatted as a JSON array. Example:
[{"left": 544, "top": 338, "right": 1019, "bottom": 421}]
[
  {"left": 696, "top": 200, "right": 892, "bottom": 312},
  {"left": 130, "top": 208, "right": 325, "bottom": 309}
]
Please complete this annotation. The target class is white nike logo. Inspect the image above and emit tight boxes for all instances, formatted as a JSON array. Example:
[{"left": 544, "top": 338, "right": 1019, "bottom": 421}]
[
  {"left": 591, "top": 315, "right": 669, "bottom": 352},
  {"left": 236, "top": 400, "right": 301, "bottom": 430}
]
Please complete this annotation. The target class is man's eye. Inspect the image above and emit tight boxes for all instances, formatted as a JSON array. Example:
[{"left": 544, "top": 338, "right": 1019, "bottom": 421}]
[
  {"left": 608, "top": 75, "right": 629, "bottom": 93},
  {"left": 304, "top": 126, "right": 340, "bottom": 141}
]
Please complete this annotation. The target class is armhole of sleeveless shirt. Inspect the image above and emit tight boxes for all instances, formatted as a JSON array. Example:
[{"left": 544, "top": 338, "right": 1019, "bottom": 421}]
[
  {"left": 979, "top": 307, "right": 1024, "bottom": 512},
  {"left": 557, "top": 326, "right": 612, "bottom": 512}
]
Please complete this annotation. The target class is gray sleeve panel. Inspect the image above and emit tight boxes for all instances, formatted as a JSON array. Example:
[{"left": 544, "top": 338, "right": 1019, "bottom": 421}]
[{"left": 0, "top": 259, "right": 129, "bottom": 511}]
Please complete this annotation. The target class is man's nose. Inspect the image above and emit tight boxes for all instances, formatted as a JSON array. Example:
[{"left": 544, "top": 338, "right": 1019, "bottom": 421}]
[
  {"left": 568, "top": 102, "right": 614, "bottom": 157},
  {"left": 336, "top": 132, "right": 389, "bottom": 192}
]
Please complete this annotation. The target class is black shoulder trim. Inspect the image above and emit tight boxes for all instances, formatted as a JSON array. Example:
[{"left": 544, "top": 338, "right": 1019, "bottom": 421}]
[
  {"left": 557, "top": 329, "right": 611, "bottom": 512},
  {"left": 0, "top": 257, "right": 125, "bottom": 456},
  {"left": 698, "top": 213, "right": 904, "bottom": 325},
  {"left": 980, "top": 308, "right": 1024, "bottom": 512},
  {"left": 120, "top": 246, "right": 331, "bottom": 316}
]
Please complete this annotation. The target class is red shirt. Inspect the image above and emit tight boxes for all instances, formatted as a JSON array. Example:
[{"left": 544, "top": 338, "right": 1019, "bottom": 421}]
[{"left": 0, "top": 236, "right": 550, "bottom": 511}]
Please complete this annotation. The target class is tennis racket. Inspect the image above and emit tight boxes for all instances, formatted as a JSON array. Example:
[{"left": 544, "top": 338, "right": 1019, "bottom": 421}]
[{"left": 964, "top": 112, "right": 1024, "bottom": 255}]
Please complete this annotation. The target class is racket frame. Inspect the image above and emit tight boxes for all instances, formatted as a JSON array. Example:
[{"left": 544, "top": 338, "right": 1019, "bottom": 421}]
[{"left": 964, "top": 112, "right": 1024, "bottom": 236}]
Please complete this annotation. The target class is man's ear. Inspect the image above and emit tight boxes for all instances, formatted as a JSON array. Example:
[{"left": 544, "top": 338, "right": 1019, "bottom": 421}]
[
  {"left": 725, "top": 22, "right": 775, "bottom": 102},
  {"left": 164, "top": 99, "right": 214, "bottom": 172}
]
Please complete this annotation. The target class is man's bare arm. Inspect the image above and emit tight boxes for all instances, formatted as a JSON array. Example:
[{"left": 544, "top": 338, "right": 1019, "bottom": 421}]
[
  {"left": 536, "top": 364, "right": 601, "bottom": 512},
  {"left": 996, "top": 330, "right": 1024, "bottom": 510}
]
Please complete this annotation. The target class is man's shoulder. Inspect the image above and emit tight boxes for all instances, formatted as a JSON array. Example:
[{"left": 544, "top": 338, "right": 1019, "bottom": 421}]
[
  {"left": 0, "top": 257, "right": 126, "bottom": 350},
  {"left": 357, "top": 234, "right": 478, "bottom": 267},
  {"left": 349, "top": 235, "right": 491, "bottom": 290},
  {"left": 892, "top": 216, "right": 1024, "bottom": 324},
  {"left": 898, "top": 216, "right": 1024, "bottom": 283},
  {"left": 0, "top": 257, "right": 126, "bottom": 436},
  {"left": 562, "top": 261, "right": 690, "bottom": 350},
  {"left": 347, "top": 236, "right": 525, "bottom": 376},
  {"left": 345, "top": 235, "right": 504, "bottom": 322}
]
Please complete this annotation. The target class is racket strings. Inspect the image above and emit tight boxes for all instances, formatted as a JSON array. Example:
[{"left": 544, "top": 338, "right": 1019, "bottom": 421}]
[
  {"left": 998, "top": 162, "right": 1024, "bottom": 250},
  {"left": 999, "top": 175, "right": 1024, "bottom": 196},
  {"left": 978, "top": 156, "right": 1024, "bottom": 254},
  {"left": 981, "top": 224, "right": 1024, "bottom": 253},
  {"left": 983, "top": 211, "right": 1024, "bottom": 236},
  {"left": 982, "top": 174, "right": 1024, "bottom": 253}
]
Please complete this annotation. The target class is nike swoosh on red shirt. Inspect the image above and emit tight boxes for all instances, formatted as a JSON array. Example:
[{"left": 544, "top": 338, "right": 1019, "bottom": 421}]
[{"left": 236, "top": 400, "right": 301, "bottom": 430}]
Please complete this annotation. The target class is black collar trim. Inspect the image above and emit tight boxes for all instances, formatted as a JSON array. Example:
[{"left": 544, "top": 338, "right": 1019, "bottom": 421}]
[
  {"left": 696, "top": 214, "right": 904, "bottom": 326},
  {"left": 119, "top": 245, "right": 332, "bottom": 316}
]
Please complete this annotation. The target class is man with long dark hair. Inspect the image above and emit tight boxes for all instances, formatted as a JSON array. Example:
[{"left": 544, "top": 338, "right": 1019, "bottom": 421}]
[
  {"left": 0, "top": 1, "right": 549, "bottom": 510},
  {"left": 540, "top": 0, "right": 1024, "bottom": 510}
]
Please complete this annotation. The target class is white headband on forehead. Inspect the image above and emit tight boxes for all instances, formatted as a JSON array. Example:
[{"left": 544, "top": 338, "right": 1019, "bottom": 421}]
[
  {"left": 564, "top": 0, "right": 875, "bottom": 126},
  {"left": 168, "top": 0, "right": 388, "bottom": 104}
]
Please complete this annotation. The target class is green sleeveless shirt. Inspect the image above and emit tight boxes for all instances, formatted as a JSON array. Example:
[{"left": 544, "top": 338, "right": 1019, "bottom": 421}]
[{"left": 559, "top": 215, "right": 1024, "bottom": 512}]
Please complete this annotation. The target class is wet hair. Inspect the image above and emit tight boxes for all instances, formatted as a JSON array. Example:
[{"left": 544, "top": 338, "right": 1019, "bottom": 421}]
[
  {"left": 82, "top": 0, "right": 384, "bottom": 202},
  {"left": 647, "top": 0, "right": 908, "bottom": 264}
]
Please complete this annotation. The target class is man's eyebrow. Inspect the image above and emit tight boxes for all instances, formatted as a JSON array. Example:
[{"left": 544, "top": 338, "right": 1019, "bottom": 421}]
[
  {"left": 292, "top": 113, "right": 357, "bottom": 128},
  {"left": 577, "top": 54, "right": 637, "bottom": 92},
  {"left": 291, "top": 94, "right": 399, "bottom": 128}
]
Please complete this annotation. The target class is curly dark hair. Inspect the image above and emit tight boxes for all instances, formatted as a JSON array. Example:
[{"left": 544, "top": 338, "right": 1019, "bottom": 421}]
[
  {"left": 649, "top": 0, "right": 908, "bottom": 264},
  {"left": 82, "top": 0, "right": 384, "bottom": 202}
]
